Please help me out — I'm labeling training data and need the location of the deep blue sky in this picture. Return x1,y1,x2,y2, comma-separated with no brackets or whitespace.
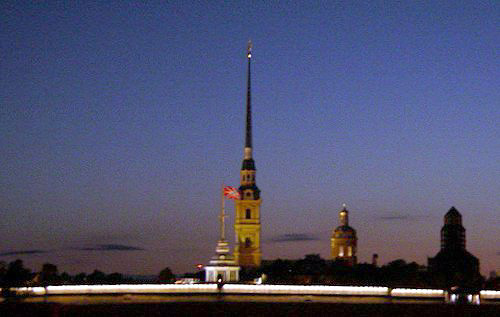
1,1,498,276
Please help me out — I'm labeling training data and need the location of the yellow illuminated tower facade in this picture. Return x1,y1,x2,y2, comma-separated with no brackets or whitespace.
234,41,261,267
331,204,357,265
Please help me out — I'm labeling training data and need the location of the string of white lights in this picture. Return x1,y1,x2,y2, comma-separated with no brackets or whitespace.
7,285,500,300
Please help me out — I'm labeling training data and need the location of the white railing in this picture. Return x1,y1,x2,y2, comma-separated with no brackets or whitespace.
13,284,388,296
7,284,500,301
222,284,388,296
14,284,219,296
391,288,444,298
480,290,500,300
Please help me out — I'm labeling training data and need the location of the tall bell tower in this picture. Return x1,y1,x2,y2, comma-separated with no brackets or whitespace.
234,41,261,267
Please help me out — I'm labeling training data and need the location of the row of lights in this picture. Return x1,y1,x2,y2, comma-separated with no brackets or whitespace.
14,284,219,296
223,284,389,295
391,288,444,297
12,284,498,299
479,290,500,299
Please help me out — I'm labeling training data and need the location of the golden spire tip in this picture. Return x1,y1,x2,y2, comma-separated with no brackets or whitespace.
247,40,252,58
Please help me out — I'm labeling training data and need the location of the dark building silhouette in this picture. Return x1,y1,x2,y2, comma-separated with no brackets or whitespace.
428,207,481,288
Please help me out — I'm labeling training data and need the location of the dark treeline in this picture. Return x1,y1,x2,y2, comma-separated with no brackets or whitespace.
1,257,498,292
242,254,498,290
0,259,176,295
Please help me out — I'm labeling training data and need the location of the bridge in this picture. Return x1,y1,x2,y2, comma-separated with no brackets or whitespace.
4,284,500,305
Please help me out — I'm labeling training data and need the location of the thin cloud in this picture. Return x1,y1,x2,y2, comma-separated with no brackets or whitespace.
378,215,410,221
76,244,144,251
376,213,431,221
269,233,319,243
0,250,46,256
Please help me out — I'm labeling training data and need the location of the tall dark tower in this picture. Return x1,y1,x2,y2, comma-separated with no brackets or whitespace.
428,207,481,288
234,41,262,267
441,206,466,250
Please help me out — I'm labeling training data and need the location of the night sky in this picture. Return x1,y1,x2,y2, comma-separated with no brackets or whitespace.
1,2,498,277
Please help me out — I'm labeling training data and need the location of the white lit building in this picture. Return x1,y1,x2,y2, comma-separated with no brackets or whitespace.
204,239,240,282
204,189,240,282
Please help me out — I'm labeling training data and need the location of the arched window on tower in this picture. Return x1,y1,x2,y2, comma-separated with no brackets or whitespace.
245,238,251,248
347,246,352,256
246,209,251,219
339,246,344,257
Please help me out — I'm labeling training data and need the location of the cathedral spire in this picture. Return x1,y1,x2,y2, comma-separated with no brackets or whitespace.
244,40,253,160
235,41,261,267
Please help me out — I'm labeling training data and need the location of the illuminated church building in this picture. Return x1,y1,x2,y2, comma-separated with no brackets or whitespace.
234,41,262,267
331,204,358,265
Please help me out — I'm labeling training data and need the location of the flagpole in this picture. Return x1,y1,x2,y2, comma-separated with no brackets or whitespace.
220,184,225,240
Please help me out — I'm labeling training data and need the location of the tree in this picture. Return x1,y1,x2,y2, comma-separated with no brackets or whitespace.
297,254,326,275
87,270,106,284
261,259,294,283
158,267,175,283
0,261,6,288
60,272,71,284
0,261,6,279
4,259,32,287
74,272,87,284
1,259,32,298
107,272,123,284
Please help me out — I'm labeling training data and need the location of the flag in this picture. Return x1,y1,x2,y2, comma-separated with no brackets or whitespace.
223,186,240,200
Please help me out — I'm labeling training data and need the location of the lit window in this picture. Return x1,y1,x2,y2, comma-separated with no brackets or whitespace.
339,246,344,257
